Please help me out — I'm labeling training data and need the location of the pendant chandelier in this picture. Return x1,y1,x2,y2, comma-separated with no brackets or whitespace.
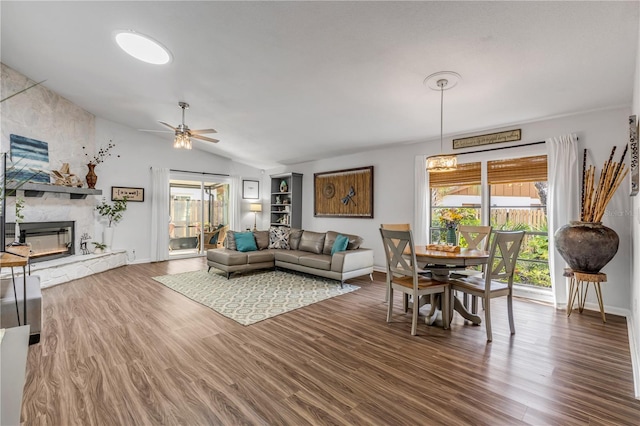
425,71,460,173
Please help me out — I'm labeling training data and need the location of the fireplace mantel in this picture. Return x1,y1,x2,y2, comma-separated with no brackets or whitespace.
6,182,102,199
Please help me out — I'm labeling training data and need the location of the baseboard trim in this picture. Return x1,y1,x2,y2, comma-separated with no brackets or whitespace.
628,316,640,399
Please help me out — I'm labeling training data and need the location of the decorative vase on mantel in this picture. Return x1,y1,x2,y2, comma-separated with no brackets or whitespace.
554,221,619,274
86,163,97,189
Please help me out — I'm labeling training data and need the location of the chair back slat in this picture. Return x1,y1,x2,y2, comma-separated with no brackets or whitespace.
379,228,418,285
486,231,525,290
458,225,492,250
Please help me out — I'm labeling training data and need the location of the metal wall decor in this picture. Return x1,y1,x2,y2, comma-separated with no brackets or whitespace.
630,115,639,196
314,166,373,218
453,129,521,150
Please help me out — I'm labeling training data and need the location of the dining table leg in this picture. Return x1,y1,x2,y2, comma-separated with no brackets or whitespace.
453,296,482,324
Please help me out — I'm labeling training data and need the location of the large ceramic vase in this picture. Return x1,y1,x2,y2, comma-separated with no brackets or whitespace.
86,163,97,189
554,221,619,274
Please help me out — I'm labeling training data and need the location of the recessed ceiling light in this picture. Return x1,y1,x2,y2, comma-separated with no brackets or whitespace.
114,30,172,65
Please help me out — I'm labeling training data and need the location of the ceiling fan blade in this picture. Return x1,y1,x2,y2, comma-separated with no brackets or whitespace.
158,121,177,131
190,128,217,135
138,129,173,133
191,134,219,143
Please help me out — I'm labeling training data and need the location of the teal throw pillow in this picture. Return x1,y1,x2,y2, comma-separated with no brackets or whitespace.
235,232,258,252
331,234,349,255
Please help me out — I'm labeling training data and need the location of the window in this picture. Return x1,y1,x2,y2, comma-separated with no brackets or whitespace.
429,162,482,245
429,155,550,289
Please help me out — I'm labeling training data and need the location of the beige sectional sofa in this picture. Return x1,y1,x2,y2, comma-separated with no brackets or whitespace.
206,228,374,287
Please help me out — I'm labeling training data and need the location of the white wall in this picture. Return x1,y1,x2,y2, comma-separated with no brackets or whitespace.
94,118,262,263
276,107,633,314
2,63,263,265
629,12,640,398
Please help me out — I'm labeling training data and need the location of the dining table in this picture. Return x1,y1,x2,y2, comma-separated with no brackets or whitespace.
412,246,490,325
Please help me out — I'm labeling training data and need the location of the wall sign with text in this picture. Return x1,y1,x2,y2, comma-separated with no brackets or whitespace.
111,186,144,202
453,129,521,150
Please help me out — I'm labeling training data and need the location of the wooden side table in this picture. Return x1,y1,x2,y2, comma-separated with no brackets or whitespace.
565,268,607,323
0,246,31,326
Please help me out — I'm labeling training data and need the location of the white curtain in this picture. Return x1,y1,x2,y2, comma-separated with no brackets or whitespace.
414,155,429,245
546,134,580,307
150,167,170,262
228,175,241,231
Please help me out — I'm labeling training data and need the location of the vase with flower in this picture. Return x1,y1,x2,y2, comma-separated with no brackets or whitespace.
440,208,463,245
83,140,119,189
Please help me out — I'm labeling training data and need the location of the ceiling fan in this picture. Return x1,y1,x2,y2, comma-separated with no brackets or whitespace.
140,101,218,149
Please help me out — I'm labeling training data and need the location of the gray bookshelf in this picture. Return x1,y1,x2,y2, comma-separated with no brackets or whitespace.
270,173,302,228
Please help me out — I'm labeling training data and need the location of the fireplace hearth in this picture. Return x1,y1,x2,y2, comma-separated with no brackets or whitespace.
5,221,75,263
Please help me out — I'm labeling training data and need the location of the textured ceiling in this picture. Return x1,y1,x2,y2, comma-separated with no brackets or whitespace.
1,1,638,169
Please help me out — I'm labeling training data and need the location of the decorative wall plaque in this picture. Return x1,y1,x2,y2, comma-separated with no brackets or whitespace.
630,115,639,196
453,129,521,150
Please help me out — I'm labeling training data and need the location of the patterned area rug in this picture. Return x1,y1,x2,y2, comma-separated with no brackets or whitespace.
152,269,359,325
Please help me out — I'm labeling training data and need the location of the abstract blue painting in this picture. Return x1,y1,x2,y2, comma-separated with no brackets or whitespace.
9,134,50,184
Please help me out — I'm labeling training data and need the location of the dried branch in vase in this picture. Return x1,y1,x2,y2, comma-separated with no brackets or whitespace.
581,146,629,222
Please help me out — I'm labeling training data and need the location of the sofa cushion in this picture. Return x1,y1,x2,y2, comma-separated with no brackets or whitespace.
288,228,304,250
274,250,308,264
253,230,269,250
207,248,248,266
247,250,276,263
268,226,290,249
298,254,332,271
331,234,350,255
235,232,258,252
323,231,363,254
225,231,237,250
299,231,326,254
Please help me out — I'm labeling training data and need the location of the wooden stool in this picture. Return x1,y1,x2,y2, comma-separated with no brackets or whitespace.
565,268,607,323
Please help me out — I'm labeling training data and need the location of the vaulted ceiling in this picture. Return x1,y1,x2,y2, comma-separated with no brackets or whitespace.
1,1,638,169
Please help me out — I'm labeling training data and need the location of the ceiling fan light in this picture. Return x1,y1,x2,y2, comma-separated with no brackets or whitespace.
426,155,458,172
173,133,191,150
114,30,172,65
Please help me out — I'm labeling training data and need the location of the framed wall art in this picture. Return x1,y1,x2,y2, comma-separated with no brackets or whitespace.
314,166,373,218
111,186,144,202
242,180,259,199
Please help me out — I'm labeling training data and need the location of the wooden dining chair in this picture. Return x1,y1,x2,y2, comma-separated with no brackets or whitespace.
449,230,525,342
380,224,431,303
379,228,449,335
453,225,492,311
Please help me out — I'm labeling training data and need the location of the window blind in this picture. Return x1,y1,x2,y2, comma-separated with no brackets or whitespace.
487,155,547,184
429,162,481,187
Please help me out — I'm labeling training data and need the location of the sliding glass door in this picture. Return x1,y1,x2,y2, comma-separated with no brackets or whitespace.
169,175,229,258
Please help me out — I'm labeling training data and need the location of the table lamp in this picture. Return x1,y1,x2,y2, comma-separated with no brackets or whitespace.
250,203,262,231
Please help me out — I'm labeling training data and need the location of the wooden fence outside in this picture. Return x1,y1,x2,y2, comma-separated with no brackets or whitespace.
490,208,547,230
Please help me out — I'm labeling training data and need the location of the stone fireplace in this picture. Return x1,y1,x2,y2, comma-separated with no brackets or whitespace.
5,221,75,263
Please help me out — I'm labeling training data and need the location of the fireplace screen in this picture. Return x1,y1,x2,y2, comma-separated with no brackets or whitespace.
6,221,75,262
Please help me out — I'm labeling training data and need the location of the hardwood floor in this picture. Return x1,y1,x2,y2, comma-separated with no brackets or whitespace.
20,257,640,425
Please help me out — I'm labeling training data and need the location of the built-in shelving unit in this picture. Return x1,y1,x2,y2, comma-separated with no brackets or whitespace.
270,173,302,228
6,183,102,199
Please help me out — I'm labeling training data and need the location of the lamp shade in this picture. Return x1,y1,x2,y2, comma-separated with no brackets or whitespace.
250,203,262,212
426,155,457,173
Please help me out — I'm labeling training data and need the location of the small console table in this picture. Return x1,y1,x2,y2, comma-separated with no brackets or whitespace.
0,246,31,326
